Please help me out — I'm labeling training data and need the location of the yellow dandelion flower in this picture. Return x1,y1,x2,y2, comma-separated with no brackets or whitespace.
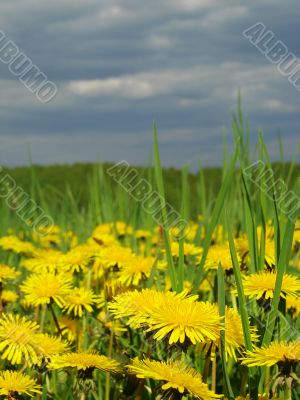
50,351,121,372
92,245,135,279
200,307,258,360
1,290,18,304
286,295,300,318
92,223,113,236
114,220,133,236
243,272,300,300
21,249,63,273
134,229,151,239
205,244,235,272
59,249,92,274
92,233,118,247
93,221,133,237
235,235,276,269
110,289,220,344
63,287,99,317
118,256,156,286
109,288,198,329
33,333,69,359
169,241,202,257
146,298,221,344
95,245,134,269
222,308,258,358
128,358,221,399
0,313,39,365
0,264,20,282
241,341,300,367
21,272,72,307
0,236,36,255
0,370,41,397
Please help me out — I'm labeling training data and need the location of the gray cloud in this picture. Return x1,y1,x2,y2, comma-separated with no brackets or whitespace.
0,0,299,168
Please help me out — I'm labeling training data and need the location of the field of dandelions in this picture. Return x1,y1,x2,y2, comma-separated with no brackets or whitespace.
0,107,299,400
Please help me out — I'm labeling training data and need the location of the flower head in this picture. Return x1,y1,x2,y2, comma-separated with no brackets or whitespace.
110,289,221,344
169,242,202,257
21,249,63,273
205,244,235,272
241,341,300,368
21,272,72,307
0,236,36,255
59,249,92,274
1,290,18,304
201,307,258,360
118,255,156,286
63,287,100,317
33,333,69,359
109,288,198,329
128,358,221,399
0,370,41,397
50,351,121,373
146,298,221,344
0,264,20,282
243,272,300,300
0,313,39,365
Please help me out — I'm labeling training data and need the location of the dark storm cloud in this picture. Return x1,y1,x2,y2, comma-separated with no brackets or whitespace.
0,0,299,167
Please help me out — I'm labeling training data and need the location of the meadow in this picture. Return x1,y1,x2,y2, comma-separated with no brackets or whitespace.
0,104,299,400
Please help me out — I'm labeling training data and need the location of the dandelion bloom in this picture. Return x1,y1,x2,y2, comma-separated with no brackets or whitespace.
146,299,221,344
0,264,20,282
201,307,258,360
222,308,258,359
0,236,36,255
21,249,63,273
58,249,92,274
92,245,134,278
169,241,202,257
205,244,235,271
0,314,39,365
109,288,198,329
33,333,69,360
110,289,220,344
0,370,41,397
243,271,300,300
50,351,121,373
241,341,300,367
128,358,221,399
118,255,156,286
63,287,100,317
21,272,72,307
286,295,300,318
1,290,18,304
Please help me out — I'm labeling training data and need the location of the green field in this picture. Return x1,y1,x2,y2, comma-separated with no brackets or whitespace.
0,105,299,400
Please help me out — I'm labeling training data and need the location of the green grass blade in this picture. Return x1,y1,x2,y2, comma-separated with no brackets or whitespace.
153,124,177,291
193,146,238,291
217,265,235,399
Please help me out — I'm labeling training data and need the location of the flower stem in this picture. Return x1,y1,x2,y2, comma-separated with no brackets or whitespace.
105,329,114,400
284,387,292,400
48,302,62,335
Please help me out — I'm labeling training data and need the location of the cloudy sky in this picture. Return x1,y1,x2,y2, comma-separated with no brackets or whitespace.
0,0,299,168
